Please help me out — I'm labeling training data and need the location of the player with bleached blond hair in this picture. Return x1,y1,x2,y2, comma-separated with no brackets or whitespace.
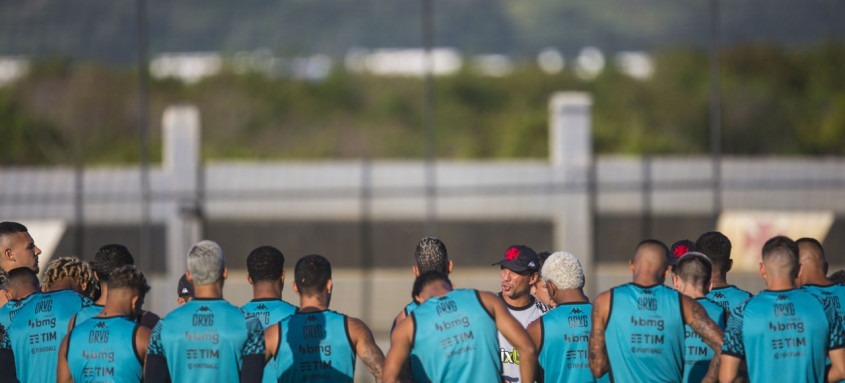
527,251,608,382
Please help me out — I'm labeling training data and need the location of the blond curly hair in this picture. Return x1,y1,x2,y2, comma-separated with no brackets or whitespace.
41,256,98,298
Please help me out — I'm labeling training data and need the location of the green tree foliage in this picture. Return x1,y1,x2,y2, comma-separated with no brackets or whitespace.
2,43,845,165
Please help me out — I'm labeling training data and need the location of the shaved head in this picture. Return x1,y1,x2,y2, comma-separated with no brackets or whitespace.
762,236,799,281
631,239,671,283
797,238,825,267
796,237,828,284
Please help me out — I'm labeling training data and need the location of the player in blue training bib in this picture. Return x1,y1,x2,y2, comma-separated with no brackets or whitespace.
696,231,753,316
390,236,452,332
144,240,266,383
58,265,152,383
590,240,724,382
0,267,41,330
721,236,845,382
264,254,385,383
384,270,537,383
240,246,298,383
1,286,92,382
671,251,727,383
528,251,608,383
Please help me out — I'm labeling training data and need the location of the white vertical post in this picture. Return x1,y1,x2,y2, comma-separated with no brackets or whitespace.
549,92,595,295
161,105,202,313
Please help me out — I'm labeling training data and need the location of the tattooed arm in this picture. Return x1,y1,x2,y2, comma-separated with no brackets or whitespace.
349,316,386,382
588,290,611,378
681,295,724,383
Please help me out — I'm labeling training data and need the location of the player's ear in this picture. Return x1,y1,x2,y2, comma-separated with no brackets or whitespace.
412,265,420,277
725,259,733,273
292,280,300,294
186,271,193,283
247,275,254,285
222,267,228,281
758,262,766,280
546,280,558,297
326,278,333,295
447,260,453,274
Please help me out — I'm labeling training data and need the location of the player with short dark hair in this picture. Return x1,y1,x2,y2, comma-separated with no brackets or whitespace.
696,232,752,314
720,236,845,382
0,267,40,330
0,266,93,382
58,265,152,383
589,239,724,382
144,240,266,383
264,254,385,383
793,237,845,378
240,245,297,383
671,252,726,383
384,271,537,383
0,221,42,307
84,244,160,329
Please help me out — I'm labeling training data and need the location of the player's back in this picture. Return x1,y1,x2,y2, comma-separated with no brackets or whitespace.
4,289,92,383
147,298,265,382
723,288,838,382
0,293,37,329
74,303,104,327
539,302,605,383
682,298,726,383
241,298,297,383
605,283,685,382
411,289,500,383
802,283,845,322
273,309,357,383
706,285,752,315
67,315,142,383
241,298,297,329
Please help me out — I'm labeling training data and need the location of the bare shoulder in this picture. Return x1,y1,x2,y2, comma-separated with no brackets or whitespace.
392,310,407,328
593,290,611,312
347,316,375,337
137,325,151,341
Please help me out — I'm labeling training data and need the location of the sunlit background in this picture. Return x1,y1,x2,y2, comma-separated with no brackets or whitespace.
2,2,845,379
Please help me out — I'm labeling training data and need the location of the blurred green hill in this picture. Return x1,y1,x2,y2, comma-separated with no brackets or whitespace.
2,42,844,165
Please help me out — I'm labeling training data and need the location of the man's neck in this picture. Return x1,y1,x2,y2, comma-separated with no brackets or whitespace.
99,301,134,317
554,289,589,305
632,275,664,287
298,294,329,312
678,285,706,299
800,273,833,287
502,293,532,308
49,279,80,293
252,282,283,300
193,283,224,299
710,272,729,288
95,284,109,305
766,279,796,291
